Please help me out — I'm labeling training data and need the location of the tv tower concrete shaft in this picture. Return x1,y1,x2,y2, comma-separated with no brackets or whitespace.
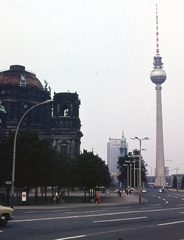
155,84,165,186
150,5,167,186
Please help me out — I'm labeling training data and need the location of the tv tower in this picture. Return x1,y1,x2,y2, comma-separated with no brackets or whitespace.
150,5,167,187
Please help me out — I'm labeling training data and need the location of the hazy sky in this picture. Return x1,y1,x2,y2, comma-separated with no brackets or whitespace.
1,0,184,176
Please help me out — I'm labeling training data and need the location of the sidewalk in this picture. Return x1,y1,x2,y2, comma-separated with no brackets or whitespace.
14,192,147,210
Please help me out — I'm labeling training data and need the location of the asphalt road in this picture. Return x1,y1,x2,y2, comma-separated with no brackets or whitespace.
1,189,184,240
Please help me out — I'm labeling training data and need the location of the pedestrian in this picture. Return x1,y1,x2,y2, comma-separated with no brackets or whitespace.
53,191,59,203
53,193,56,203
118,189,121,197
95,192,100,204
61,191,66,203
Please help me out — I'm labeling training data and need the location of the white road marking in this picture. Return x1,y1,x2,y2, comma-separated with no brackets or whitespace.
93,216,147,223
158,220,184,226
24,211,38,214
174,196,178,198
24,209,70,214
54,235,86,239
12,206,184,223
66,210,107,214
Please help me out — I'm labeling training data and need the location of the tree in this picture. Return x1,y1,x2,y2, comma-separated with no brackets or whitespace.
172,175,177,188
76,150,111,202
181,176,184,189
0,128,58,202
53,153,77,193
117,152,147,188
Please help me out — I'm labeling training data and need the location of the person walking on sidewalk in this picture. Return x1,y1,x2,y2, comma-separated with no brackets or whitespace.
118,189,121,197
61,191,66,203
95,192,100,204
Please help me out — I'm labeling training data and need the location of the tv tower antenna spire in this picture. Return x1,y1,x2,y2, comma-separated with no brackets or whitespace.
156,4,160,56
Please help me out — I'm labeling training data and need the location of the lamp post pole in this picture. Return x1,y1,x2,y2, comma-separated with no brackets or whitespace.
11,99,54,208
133,161,135,188
132,149,139,188
123,164,129,187
126,160,132,188
131,152,137,188
131,137,149,203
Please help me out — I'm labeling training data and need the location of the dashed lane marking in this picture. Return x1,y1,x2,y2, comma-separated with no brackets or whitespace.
93,216,147,223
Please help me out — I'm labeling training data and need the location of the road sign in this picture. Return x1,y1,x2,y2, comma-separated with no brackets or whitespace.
22,192,26,201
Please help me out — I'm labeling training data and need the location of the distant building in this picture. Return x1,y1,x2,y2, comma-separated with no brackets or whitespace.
107,131,128,177
0,65,83,157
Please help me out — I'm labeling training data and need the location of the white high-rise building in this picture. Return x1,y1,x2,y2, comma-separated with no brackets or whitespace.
107,131,128,177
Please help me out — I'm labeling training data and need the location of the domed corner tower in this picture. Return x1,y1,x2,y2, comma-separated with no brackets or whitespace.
51,92,83,157
0,65,52,139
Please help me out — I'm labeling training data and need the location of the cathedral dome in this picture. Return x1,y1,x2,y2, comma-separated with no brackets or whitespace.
0,65,43,90
150,68,166,85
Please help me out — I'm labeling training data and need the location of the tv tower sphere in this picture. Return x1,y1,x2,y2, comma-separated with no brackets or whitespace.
150,57,167,85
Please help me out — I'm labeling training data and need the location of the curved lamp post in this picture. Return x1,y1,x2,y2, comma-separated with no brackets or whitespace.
131,136,149,203
11,99,54,208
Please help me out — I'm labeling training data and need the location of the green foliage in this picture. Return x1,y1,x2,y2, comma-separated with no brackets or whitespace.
117,152,147,187
0,130,111,193
0,128,57,188
76,150,111,189
181,176,184,189
53,153,77,189
172,175,177,188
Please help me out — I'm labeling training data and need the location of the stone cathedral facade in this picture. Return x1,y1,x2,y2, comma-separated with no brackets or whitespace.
0,65,83,157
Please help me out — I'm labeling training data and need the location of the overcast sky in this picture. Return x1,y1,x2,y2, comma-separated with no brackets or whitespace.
0,0,184,176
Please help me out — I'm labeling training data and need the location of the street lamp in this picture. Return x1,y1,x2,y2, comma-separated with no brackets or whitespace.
126,160,132,188
131,149,139,188
123,164,129,187
11,99,54,208
131,136,149,203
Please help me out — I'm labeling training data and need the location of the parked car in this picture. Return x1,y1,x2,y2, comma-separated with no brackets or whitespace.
158,188,167,193
0,205,14,227
141,188,147,193
113,189,119,193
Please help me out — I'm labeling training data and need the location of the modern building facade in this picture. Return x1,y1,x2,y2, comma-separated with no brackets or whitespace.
150,6,167,187
0,65,83,157
107,131,128,177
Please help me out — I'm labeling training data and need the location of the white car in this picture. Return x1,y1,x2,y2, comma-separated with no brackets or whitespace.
0,205,14,227
141,188,147,193
158,188,167,193
113,189,119,193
